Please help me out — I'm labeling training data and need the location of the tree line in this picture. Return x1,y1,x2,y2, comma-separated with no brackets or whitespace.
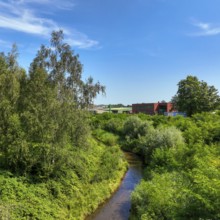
1,28,220,219
91,110,220,219
0,31,128,219
0,30,105,179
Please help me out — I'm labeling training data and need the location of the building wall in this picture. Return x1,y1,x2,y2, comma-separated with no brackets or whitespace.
132,102,173,115
132,103,155,115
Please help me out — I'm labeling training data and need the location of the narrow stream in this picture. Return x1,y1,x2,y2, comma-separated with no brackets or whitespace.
86,152,143,220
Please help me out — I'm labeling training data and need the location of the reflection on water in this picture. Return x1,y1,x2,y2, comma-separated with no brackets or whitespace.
86,152,142,220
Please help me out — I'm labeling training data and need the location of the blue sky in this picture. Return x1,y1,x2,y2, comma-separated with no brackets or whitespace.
1,0,220,105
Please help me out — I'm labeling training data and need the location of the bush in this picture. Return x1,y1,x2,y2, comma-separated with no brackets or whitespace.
92,129,118,146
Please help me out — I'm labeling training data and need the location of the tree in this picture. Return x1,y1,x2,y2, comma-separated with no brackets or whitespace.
0,31,104,179
30,30,105,108
172,75,220,116
0,50,28,174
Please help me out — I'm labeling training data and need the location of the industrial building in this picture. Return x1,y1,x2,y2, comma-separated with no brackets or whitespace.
132,102,173,115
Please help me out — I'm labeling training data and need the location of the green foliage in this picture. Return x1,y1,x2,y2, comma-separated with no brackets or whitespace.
103,117,124,134
0,34,127,219
172,75,220,116
121,116,185,165
90,112,128,132
0,32,104,178
123,116,142,140
131,143,220,219
89,110,220,220
129,112,220,220
0,137,126,219
2,39,220,220
123,116,154,151
130,172,184,220
30,30,105,109
91,111,220,220
92,129,119,146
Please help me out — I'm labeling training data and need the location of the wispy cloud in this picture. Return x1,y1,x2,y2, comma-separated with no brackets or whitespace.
8,0,75,11
0,39,13,49
66,31,99,49
189,19,220,36
0,13,58,36
0,0,98,49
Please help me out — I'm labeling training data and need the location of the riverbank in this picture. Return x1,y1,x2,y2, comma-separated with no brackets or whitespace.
0,138,127,220
86,152,143,220
90,112,220,220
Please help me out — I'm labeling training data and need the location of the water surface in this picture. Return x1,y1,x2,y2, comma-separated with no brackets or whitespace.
86,152,142,220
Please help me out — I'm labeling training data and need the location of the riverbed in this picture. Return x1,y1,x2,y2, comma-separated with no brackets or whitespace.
86,152,143,220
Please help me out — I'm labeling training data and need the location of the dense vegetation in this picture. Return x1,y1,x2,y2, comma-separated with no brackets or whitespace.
172,75,220,116
91,111,220,220
0,32,127,219
1,31,220,220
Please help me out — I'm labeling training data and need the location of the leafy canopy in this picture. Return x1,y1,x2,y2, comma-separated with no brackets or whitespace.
30,30,105,108
172,75,220,116
0,30,105,179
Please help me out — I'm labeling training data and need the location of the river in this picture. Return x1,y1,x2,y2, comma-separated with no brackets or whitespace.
86,152,143,220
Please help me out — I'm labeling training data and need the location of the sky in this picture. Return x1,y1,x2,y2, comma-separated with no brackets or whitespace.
1,0,220,105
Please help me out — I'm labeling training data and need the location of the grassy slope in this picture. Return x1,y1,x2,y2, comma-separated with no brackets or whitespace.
0,136,127,220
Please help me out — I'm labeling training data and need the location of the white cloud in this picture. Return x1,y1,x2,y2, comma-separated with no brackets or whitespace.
0,14,58,36
66,31,99,49
190,19,220,36
8,0,75,10
0,39,12,49
0,1,61,36
0,0,98,49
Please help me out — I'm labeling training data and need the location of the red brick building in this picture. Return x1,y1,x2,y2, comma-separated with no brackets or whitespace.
132,102,173,115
